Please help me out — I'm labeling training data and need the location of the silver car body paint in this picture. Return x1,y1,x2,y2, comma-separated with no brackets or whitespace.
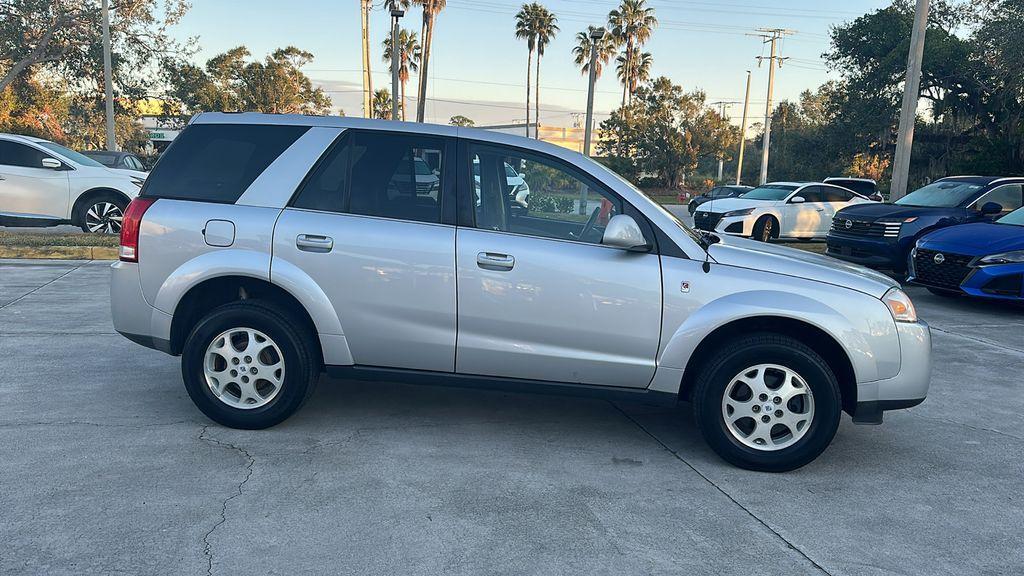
110,112,930,415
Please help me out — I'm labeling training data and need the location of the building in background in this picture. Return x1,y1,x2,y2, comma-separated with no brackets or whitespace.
478,123,590,153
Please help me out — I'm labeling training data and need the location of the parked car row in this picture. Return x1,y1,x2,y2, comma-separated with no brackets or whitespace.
110,113,932,473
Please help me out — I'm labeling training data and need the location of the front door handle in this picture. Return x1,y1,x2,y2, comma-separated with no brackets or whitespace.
477,251,515,271
296,234,333,253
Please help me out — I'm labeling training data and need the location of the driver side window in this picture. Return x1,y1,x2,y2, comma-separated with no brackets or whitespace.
470,144,621,245
977,184,1023,214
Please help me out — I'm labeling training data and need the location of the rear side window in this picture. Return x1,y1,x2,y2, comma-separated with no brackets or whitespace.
142,124,308,203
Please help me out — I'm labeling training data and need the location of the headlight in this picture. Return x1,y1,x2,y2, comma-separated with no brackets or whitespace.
977,250,1024,266
882,287,917,323
878,217,918,223
722,208,755,218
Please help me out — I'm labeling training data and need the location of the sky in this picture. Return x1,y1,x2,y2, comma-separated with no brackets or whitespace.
168,0,891,128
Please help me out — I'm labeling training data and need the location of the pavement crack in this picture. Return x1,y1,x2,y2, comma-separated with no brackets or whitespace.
608,402,833,576
910,412,1024,442
0,263,87,311
0,419,194,429
198,425,256,576
929,325,1024,355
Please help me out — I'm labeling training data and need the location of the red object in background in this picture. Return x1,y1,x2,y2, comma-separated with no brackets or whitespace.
598,198,613,225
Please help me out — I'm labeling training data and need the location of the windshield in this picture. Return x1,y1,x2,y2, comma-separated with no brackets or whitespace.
895,181,983,207
996,206,1024,226
741,184,798,201
36,142,105,168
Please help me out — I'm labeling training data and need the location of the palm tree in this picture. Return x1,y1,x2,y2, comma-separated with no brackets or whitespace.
532,5,558,140
608,0,657,106
514,4,539,138
372,88,393,119
616,51,652,96
413,0,446,122
572,26,617,80
382,28,421,120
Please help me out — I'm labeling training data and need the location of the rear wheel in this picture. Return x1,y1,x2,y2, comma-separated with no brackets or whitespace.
76,193,127,234
751,215,777,242
692,333,841,472
181,300,319,429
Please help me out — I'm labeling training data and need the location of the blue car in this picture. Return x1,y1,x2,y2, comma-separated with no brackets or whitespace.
827,176,1024,274
909,206,1024,300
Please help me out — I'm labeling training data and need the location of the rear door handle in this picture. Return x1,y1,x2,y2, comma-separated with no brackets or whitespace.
477,252,515,271
296,234,333,253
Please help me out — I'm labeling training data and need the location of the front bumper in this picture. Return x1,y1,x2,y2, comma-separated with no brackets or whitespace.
693,212,752,237
826,233,904,270
852,320,931,424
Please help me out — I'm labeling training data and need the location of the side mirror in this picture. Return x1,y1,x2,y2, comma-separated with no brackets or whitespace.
790,196,806,204
41,158,63,170
602,214,649,251
980,201,1003,215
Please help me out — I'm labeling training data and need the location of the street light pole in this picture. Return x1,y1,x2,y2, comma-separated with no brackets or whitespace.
390,9,404,121
736,70,752,185
101,0,116,151
583,27,604,157
889,0,930,200
752,28,793,185
360,0,373,118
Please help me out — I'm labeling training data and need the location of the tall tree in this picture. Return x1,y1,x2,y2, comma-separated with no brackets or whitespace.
413,0,446,122
162,46,332,116
608,0,657,106
572,26,617,79
532,5,558,139
617,50,651,96
514,4,539,137
372,88,393,119
382,28,421,121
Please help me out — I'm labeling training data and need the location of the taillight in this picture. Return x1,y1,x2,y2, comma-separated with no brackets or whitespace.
119,197,157,262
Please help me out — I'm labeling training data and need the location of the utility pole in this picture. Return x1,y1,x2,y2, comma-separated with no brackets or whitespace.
390,9,404,121
583,27,605,157
709,100,737,182
890,0,930,200
360,0,373,118
751,28,793,184
101,0,116,151
736,70,752,185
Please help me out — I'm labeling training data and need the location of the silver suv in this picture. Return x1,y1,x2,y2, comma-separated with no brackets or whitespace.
111,113,931,471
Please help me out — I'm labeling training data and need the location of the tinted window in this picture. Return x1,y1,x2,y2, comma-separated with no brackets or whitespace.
83,152,120,167
471,143,621,245
292,131,445,224
977,184,1023,213
142,124,308,203
896,180,984,207
821,185,854,202
796,186,825,203
0,141,49,168
827,179,874,196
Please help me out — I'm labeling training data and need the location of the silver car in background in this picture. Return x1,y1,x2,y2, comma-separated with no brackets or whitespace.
110,113,931,472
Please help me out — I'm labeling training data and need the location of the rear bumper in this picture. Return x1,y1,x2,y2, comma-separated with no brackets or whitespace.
110,261,173,354
826,234,904,270
852,320,931,424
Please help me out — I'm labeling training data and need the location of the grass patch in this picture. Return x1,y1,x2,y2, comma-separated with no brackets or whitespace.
0,231,118,247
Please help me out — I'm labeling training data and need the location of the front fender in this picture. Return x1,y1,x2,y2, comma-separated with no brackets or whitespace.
658,289,887,384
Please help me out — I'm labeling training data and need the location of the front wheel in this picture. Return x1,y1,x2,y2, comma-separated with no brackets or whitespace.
181,300,319,429
692,333,841,472
751,215,777,242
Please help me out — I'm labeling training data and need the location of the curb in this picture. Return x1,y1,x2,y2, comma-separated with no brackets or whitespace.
0,246,118,260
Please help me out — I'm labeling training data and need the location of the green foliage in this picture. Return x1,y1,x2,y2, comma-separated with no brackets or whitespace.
598,77,737,188
161,47,332,116
449,115,474,126
529,193,574,214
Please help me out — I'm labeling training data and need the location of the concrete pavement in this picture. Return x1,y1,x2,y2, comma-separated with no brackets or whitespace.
0,259,1021,575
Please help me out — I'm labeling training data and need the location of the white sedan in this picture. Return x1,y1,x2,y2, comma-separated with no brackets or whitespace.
692,181,874,241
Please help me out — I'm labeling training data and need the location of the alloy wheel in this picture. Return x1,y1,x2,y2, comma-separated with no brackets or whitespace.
721,363,815,451
85,201,124,234
203,327,286,410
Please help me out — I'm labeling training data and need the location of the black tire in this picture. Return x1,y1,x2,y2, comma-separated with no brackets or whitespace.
181,300,319,429
926,286,960,298
751,215,778,242
76,192,128,234
692,333,842,472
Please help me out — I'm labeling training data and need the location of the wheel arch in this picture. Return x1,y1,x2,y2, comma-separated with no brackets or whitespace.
676,315,858,414
70,187,131,226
